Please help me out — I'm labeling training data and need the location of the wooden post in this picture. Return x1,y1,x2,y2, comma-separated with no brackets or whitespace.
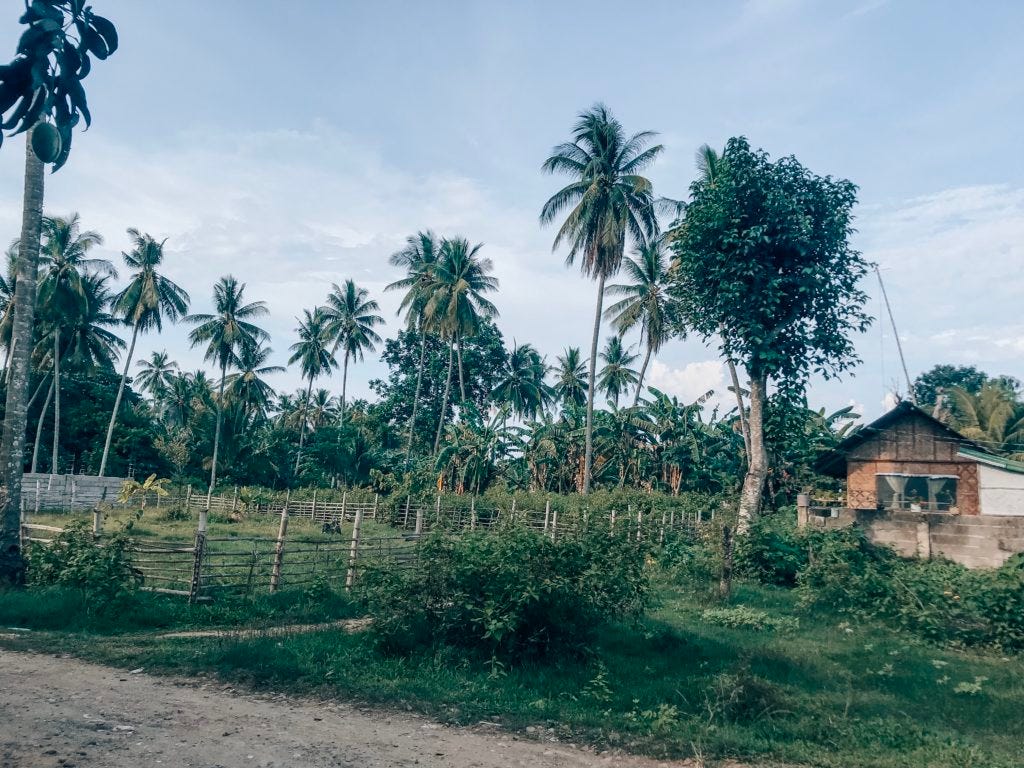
231,486,239,514
435,494,441,526
796,493,810,528
185,485,192,516
372,493,379,520
345,504,364,591
719,524,734,601
543,499,551,532
470,496,477,531
403,495,411,528
34,480,40,515
550,509,558,542
610,508,616,536
269,491,290,593
92,507,102,537
669,508,675,529
310,489,317,520
188,507,208,604
636,506,642,542
341,490,348,522
70,479,76,512
510,497,517,524
415,504,423,535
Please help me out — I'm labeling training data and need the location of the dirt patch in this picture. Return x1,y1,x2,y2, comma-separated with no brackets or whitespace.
0,649,730,768
154,616,371,640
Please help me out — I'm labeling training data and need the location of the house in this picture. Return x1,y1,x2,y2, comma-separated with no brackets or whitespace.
815,400,1024,516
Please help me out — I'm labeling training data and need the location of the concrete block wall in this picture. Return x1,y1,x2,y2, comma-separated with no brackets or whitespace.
802,504,1024,568
20,473,127,512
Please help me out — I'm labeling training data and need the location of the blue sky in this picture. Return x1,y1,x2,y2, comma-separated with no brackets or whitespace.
2,0,1023,419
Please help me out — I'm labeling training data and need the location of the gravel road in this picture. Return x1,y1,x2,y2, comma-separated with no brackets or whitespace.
0,649,704,768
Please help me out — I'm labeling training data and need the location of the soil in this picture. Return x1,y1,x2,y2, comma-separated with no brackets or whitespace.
0,649,718,768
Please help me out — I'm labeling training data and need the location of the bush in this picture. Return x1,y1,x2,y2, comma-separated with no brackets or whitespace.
26,522,141,608
734,512,809,587
701,605,799,632
362,527,650,660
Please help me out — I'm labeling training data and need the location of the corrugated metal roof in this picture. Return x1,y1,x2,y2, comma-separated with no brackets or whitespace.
958,446,1024,475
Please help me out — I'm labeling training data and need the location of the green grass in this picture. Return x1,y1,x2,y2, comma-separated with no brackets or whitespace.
2,576,1020,768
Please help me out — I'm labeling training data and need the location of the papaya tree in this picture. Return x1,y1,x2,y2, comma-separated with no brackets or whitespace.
669,137,871,531
0,0,117,584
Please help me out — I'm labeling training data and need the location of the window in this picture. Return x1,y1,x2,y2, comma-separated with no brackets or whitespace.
876,474,958,511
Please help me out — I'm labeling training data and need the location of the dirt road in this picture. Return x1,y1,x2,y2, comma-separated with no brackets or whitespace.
0,649,700,768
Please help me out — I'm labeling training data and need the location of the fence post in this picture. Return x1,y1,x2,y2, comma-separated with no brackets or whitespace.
185,485,192,516
719,524,734,600
341,490,348,522
372,493,379,520
796,493,810,528
435,494,441,526
403,495,411,528
510,497,517,525
70,480,76,512
660,509,667,545
543,499,551,532
415,504,423,535
188,507,208,604
636,506,642,542
92,506,102,537
550,508,558,542
231,486,239,514
269,491,291,593
345,504,364,591
470,496,477,530
610,508,616,536
34,480,40,516
310,489,317,521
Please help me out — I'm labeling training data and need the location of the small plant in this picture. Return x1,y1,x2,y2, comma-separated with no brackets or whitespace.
118,474,170,514
953,676,988,695
582,660,614,705
701,605,799,633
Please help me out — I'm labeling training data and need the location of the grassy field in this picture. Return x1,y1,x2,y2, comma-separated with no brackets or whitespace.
2,573,1021,768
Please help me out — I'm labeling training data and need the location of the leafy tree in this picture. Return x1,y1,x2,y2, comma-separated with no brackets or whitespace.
669,137,870,530
598,335,638,408
492,341,550,420
186,276,269,491
386,231,441,468
0,1,118,584
540,103,662,493
323,279,383,418
288,307,337,475
605,238,674,405
135,350,177,400
99,229,189,476
552,346,587,410
912,364,989,419
36,213,111,473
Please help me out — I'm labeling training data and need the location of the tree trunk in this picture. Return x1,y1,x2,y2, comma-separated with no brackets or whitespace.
31,374,54,474
634,341,652,407
50,328,61,475
209,361,227,493
456,333,466,403
0,132,45,584
340,350,349,420
582,274,606,494
294,376,315,475
98,318,140,477
736,373,768,534
404,327,427,470
727,358,751,462
433,342,454,454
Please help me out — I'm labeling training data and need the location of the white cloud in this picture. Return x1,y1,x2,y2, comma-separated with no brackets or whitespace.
646,359,729,411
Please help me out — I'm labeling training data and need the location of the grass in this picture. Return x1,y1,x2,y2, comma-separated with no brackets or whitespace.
2,575,1021,768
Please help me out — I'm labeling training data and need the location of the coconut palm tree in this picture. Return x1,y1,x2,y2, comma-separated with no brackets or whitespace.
427,237,500,404
386,231,441,467
598,335,639,408
288,308,338,475
186,276,270,492
36,214,112,474
492,342,550,420
952,383,1024,459
99,230,190,476
605,238,674,405
135,350,178,400
540,104,662,493
553,347,588,411
226,342,283,421
60,272,125,374
307,388,339,430
0,242,19,378
323,279,384,419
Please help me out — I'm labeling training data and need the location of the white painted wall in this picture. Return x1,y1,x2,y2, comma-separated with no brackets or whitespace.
978,464,1024,516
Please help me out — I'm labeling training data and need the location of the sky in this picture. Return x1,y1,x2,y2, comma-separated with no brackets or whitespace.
1,0,1022,421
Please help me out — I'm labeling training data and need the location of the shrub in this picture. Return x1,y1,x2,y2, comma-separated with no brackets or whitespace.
734,512,809,587
362,527,650,660
26,522,141,607
701,605,799,633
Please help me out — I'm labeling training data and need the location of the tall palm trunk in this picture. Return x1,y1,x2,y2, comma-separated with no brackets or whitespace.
294,376,315,475
209,361,227,493
1,132,45,584
634,340,652,407
50,328,61,475
340,350,349,420
98,318,140,477
582,274,606,494
456,332,466,403
727,359,751,462
736,373,768,534
433,342,455,454
31,375,54,474
404,327,427,470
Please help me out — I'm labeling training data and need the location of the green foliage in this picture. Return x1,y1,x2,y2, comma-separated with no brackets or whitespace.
25,522,139,606
701,605,799,633
363,527,649,660
734,512,811,587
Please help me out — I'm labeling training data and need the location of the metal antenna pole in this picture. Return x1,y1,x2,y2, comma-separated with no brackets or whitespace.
875,265,915,404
